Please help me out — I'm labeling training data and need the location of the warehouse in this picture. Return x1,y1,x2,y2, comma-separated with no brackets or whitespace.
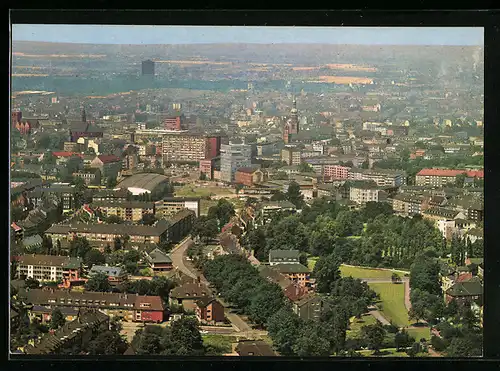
115,173,170,196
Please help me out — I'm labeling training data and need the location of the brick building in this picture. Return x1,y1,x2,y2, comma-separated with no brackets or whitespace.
16,254,82,283
234,167,265,187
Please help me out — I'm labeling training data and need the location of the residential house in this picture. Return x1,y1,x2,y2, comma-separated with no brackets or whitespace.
169,282,210,312
23,310,110,355
92,200,155,222
349,181,387,206
144,247,173,272
445,277,483,306
422,207,467,225
271,264,311,288
73,168,102,186
255,200,297,226
465,228,483,244
234,167,265,187
90,155,122,183
92,188,129,202
194,297,225,325
22,234,43,251
155,197,200,218
269,249,300,266
16,254,82,282
258,265,308,302
392,194,424,216
19,289,165,323
89,265,128,285
292,293,324,321
415,168,484,187
29,305,80,324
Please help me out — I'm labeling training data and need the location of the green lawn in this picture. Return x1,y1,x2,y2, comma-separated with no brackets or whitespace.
368,283,410,327
407,327,431,341
340,265,407,279
202,335,233,354
175,184,234,198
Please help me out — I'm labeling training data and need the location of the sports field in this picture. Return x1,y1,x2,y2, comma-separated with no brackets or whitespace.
340,265,408,279
368,283,410,327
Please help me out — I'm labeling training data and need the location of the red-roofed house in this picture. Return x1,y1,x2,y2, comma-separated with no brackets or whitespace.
234,168,265,187
90,155,122,183
134,295,165,322
416,168,484,187
52,152,84,166
11,222,24,242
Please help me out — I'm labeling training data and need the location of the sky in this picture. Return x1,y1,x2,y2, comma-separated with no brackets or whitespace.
12,25,483,46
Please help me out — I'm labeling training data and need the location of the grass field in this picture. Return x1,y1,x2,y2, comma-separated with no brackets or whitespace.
202,335,233,354
407,327,431,341
340,265,408,279
368,283,410,327
174,184,234,198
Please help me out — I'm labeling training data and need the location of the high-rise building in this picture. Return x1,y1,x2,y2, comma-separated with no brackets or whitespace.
220,142,252,183
142,60,155,76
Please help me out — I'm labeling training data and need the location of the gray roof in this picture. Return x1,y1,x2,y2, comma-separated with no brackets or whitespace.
145,248,172,264
272,263,310,274
269,249,300,260
116,173,169,192
45,220,170,237
89,265,125,277
22,234,43,248
92,200,155,209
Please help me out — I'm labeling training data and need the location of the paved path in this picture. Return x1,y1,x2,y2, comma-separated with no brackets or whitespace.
170,237,197,279
404,280,412,311
368,309,391,326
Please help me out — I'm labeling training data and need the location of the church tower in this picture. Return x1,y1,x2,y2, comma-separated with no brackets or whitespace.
81,107,87,123
289,96,299,134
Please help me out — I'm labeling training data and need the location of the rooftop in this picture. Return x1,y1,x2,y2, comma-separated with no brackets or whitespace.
17,254,82,269
116,173,170,192
272,263,310,274
269,249,300,260
417,168,484,178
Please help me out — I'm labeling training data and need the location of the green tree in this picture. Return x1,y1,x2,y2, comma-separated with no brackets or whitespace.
391,272,401,284
141,213,157,226
207,199,235,227
25,277,40,289
83,249,106,268
292,321,332,356
360,321,386,354
286,181,304,209
199,172,207,181
298,162,314,173
87,330,128,355
50,308,66,330
267,307,301,355
170,317,205,355
270,190,287,201
106,176,117,189
106,215,124,224
312,253,342,293
114,236,122,251
69,237,92,258
395,329,415,351
85,272,111,292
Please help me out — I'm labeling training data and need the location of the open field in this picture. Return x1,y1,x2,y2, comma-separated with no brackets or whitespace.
202,334,233,354
200,199,218,215
325,63,378,72
340,265,408,279
369,283,410,327
314,76,374,84
174,184,234,198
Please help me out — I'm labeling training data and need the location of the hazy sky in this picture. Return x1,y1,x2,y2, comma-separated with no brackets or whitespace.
12,25,483,46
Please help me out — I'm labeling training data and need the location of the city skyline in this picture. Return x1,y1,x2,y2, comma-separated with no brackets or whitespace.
12,25,484,46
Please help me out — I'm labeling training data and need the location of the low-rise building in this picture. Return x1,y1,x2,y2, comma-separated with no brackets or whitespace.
89,265,128,285
269,249,300,266
194,297,225,325
155,197,200,218
349,182,387,206
415,169,484,187
16,254,82,282
73,169,102,186
234,167,265,187
92,200,155,222
90,155,122,183
169,282,210,312
281,147,302,166
19,289,165,323
271,263,311,288
349,168,406,187
255,200,297,226
292,293,324,321
144,247,173,272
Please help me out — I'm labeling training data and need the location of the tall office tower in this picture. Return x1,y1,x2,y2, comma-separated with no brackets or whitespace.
220,142,252,183
142,60,155,76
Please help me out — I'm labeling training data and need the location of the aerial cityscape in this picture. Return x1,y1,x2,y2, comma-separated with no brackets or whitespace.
9,25,483,358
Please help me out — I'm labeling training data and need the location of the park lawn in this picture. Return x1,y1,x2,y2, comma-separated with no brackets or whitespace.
202,334,233,354
175,184,234,198
358,348,409,357
340,265,399,279
368,283,410,327
407,327,431,341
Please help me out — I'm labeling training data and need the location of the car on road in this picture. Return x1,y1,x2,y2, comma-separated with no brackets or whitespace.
200,330,209,334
